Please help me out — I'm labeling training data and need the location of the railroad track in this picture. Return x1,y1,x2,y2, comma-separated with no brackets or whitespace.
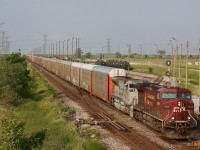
28,60,194,150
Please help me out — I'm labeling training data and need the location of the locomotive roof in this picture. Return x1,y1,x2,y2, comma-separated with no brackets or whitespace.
93,66,126,77
145,85,191,92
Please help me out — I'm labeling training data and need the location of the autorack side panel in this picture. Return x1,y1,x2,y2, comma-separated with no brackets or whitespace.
92,70,109,101
58,60,65,79
42,58,51,71
55,60,60,76
63,61,72,82
51,59,56,74
71,62,84,87
92,66,127,102
80,64,97,93
92,66,114,102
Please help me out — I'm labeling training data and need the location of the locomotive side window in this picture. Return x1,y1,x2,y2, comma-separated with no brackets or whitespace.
178,92,191,99
162,92,176,99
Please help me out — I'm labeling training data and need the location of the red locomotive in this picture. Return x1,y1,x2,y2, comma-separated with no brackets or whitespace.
27,55,197,139
132,83,197,139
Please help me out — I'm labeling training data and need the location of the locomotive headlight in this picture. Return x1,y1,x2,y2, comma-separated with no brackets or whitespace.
172,117,175,120
178,101,181,107
188,116,191,120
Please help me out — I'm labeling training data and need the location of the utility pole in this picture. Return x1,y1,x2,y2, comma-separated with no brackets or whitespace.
75,37,78,59
199,48,200,112
44,35,47,56
67,39,69,58
175,42,178,78
198,48,200,112
178,43,182,86
48,45,51,58
185,41,189,89
56,42,58,58
51,43,54,57
140,44,143,64
102,45,104,59
155,43,158,57
128,44,131,63
78,38,80,59
168,41,174,76
172,37,178,78
62,40,65,59
72,37,74,58
2,31,5,54
155,43,159,65
59,41,61,59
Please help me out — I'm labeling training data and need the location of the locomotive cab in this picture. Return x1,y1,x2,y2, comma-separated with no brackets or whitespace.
159,87,197,139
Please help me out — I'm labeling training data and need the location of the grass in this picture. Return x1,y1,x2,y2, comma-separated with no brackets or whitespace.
0,67,107,150
13,69,84,149
82,140,106,150
131,62,199,96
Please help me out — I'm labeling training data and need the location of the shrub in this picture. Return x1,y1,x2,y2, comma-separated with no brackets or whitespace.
148,67,153,73
0,118,46,150
82,139,106,150
0,53,37,105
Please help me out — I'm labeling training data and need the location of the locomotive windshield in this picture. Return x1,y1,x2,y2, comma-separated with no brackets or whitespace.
162,92,176,99
178,92,191,99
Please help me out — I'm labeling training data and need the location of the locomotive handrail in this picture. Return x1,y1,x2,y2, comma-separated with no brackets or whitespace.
163,109,174,127
187,110,198,126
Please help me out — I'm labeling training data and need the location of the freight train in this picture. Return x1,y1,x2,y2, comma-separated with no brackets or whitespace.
26,55,197,139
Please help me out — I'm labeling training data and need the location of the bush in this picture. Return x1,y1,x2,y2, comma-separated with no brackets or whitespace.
82,139,106,150
0,118,46,150
148,67,153,73
0,53,36,105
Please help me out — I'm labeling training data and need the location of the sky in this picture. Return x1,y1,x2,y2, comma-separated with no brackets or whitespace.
0,0,200,55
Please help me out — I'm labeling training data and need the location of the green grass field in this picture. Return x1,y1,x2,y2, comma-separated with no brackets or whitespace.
130,57,199,96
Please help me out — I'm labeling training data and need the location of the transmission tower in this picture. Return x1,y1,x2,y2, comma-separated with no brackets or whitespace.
107,39,111,58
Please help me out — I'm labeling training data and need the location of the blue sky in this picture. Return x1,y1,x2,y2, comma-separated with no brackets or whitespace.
1,0,200,55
